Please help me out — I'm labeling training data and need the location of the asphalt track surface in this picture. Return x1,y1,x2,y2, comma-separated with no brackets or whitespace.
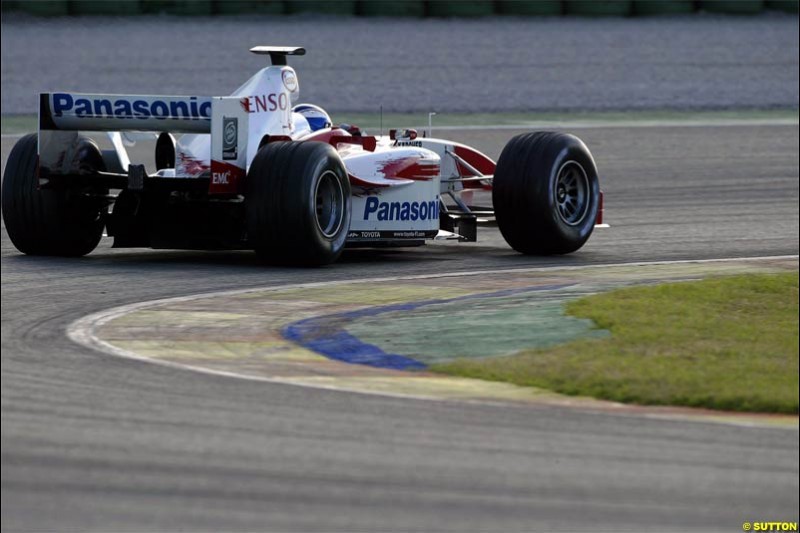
2,123,799,532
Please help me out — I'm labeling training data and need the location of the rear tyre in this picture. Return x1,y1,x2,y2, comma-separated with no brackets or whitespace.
245,141,351,266
2,133,107,257
493,132,600,255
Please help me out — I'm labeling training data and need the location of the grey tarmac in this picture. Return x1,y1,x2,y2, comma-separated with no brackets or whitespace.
1,123,798,531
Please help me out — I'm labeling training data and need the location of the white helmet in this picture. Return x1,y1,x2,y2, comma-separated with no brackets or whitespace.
293,103,332,132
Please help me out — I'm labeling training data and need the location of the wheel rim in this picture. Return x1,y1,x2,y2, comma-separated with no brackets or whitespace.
314,170,345,238
554,161,590,226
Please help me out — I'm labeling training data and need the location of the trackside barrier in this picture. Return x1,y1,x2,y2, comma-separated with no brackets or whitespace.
496,1,562,16
358,0,425,17
426,1,495,17
215,0,284,15
71,0,142,15
700,0,765,13
141,0,213,15
632,1,694,15
766,0,799,12
16,0,69,16
285,1,356,15
7,0,798,17
565,0,632,16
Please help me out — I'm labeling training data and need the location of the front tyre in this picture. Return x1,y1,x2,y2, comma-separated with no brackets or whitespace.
245,141,351,266
2,133,107,257
492,132,600,255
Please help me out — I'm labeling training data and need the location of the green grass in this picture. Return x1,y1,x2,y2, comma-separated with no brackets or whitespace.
2,108,798,134
1,115,37,134
432,273,799,413
336,108,799,129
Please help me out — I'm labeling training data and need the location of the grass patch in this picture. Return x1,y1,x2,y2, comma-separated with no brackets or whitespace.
1,115,37,134
432,273,799,413
2,109,797,134
335,108,799,129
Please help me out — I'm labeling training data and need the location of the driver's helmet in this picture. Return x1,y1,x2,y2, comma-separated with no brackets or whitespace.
293,104,332,132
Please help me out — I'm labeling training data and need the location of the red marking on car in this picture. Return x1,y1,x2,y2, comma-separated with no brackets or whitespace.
377,157,438,181
178,152,210,176
301,128,350,143
240,93,289,114
209,160,246,195
300,128,377,152
330,135,377,152
453,144,495,190
348,173,390,189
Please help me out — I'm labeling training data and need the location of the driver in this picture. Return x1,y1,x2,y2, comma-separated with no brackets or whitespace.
292,103,332,134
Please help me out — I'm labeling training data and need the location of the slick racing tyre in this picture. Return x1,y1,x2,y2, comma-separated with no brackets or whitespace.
2,133,107,257
493,132,600,255
245,141,351,266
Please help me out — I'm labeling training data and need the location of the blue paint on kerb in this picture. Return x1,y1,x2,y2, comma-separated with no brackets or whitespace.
282,283,574,371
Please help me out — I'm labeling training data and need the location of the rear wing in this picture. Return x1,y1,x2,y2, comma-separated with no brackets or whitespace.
40,92,213,133
38,92,249,193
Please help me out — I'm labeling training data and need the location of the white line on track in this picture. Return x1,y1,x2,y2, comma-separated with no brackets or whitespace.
67,255,800,424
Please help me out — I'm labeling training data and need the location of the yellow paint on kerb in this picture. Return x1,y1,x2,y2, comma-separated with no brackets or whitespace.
108,310,253,327
287,375,567,401
112,340,326,361
249,284,475,304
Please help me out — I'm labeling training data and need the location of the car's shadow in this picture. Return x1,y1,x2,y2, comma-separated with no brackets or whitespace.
2,227,594,278
0,243,464,270
1,243,580,271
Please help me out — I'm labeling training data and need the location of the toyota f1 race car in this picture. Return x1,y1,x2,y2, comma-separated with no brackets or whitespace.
2,46,603,266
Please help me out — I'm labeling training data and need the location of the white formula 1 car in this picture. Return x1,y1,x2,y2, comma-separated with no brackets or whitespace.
2,46,604,265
